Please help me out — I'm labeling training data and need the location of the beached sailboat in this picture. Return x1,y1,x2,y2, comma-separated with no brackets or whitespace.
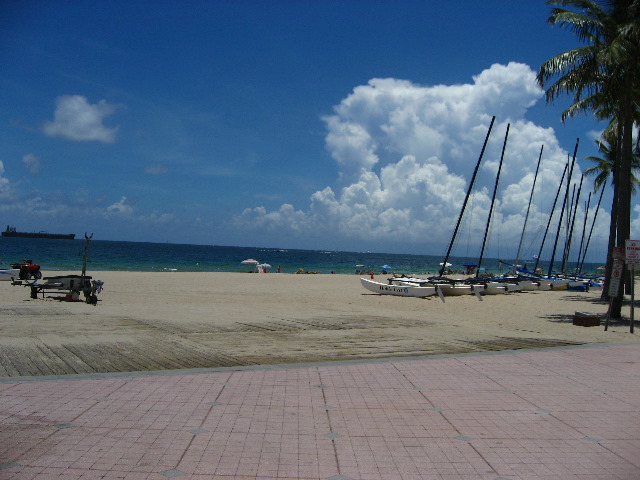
359,118,498,300
464,122,511,296
360,277,438,298
358,118,505,300
500,145,545,292
435,121,512,298
429,118,501,301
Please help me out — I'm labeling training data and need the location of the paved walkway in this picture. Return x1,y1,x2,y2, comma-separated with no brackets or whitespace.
1,343,639,480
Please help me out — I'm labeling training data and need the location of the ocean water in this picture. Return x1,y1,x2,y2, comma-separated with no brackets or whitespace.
0,237,601,276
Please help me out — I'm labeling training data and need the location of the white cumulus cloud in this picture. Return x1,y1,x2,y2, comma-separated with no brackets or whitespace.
237,62,611,257
0,161,13,200
144,164,169,175
106,196,134,215
44,95,119,143
22,154,41,174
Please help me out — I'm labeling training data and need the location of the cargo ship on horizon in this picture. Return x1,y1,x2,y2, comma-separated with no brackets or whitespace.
2,225,75,240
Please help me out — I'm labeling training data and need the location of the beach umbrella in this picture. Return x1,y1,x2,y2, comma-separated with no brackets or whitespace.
241,259,259,272
381,265,391,270
258,263,271,268
439,262,452,267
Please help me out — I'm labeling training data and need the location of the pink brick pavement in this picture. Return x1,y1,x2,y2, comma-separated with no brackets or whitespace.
1,343,639,479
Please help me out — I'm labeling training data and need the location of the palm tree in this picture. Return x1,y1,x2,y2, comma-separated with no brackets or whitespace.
537,0,640,317
583,129,640,299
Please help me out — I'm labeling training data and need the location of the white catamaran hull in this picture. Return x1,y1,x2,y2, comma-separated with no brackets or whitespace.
0,269,19,281
435,284,484,296
479,282,508,295
518,280,540,291
536,281,553,290
360,277,437,298
504,283,523,292
548,279,569,290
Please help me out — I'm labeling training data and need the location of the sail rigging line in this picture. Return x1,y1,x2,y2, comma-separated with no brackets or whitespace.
533,157,569,272
477,123,510,276
439,116,496,277
579,184,606,273
575,191,592,273
514,145,544,272
562,173,584,272
547,139,579,278
524,227,544,263
462,188,477,260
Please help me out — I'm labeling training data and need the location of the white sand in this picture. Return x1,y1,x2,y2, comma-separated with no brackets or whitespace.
0,272,638,374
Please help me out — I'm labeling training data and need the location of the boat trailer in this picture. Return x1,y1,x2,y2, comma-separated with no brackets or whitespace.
12,275,104,305
10,232,104,305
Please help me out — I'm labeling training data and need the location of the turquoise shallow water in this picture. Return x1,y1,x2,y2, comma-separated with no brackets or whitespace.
0,237,601,276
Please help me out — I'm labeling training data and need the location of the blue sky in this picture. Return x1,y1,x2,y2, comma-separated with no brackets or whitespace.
1,1,633,261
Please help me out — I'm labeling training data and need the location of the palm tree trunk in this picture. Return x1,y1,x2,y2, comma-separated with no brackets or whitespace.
610,82,634,318
602,191,618,300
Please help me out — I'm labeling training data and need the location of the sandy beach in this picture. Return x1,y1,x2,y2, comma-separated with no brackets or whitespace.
0,271,638,377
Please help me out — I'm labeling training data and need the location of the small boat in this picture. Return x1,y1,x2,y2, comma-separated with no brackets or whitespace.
360,277,438,298
0,268,20,281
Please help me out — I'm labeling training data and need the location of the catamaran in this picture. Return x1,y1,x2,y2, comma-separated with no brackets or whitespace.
360,277,439,298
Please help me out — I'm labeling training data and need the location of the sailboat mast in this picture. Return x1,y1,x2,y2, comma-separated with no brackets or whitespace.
439,116,495,276
561,184,577,271
547,139,579,278
562,173,584,272
477,123,510,276
575,191,592,273
533,159,569,272
514,145,543,272
579,184,605,273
